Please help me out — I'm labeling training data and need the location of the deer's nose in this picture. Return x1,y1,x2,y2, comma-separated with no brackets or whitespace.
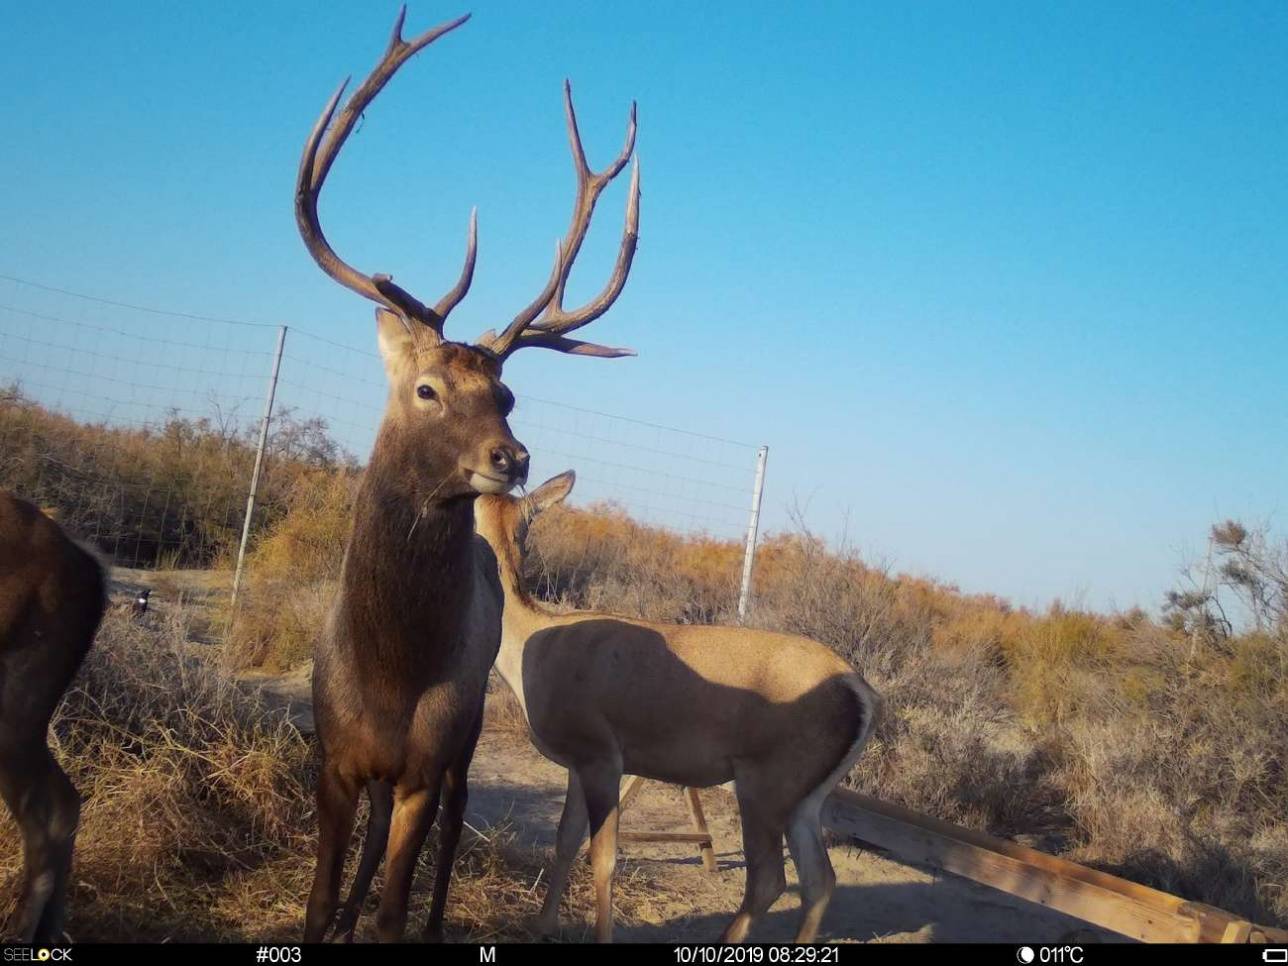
490,444,530,482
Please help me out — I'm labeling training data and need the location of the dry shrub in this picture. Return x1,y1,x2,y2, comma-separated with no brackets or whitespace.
244,471,356,582
750,532,954,678
850,647,1056,835
1003,608,1125,727
228,582,334,671
931,604,1026,659
0,385,351,568
527,502,740,623
225,471,355,669
1053,627,1288,923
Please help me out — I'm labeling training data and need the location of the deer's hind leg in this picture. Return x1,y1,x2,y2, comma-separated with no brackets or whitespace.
785,798,835,943
0,745,80,944
721,763,788,944
0,569,98,943
576,758,623,944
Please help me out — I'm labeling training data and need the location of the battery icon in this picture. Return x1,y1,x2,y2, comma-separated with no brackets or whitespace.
1262,950,1288,963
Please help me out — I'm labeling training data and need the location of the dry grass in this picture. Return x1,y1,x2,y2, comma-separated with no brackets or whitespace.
483,674,532,740
525,501,743,623
0,606,315,940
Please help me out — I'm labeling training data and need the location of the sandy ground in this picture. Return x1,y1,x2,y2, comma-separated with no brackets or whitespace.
465,728,1105,944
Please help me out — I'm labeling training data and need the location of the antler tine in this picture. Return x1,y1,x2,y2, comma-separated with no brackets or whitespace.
548,83,637,313
510,334,636,358
310,10,471,191
295,9,475,335
537,156,639,337
432,207,478,319
479,85,640,361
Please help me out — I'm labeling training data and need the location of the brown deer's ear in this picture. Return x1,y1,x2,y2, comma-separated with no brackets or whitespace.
528,471,576,515
376,308,416,381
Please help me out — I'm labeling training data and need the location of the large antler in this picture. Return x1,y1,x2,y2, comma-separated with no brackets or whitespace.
477,81,640,360
296,7,476,339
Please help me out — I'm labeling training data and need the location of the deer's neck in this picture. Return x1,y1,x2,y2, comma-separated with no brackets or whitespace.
490,542,549,717
336,445,476,666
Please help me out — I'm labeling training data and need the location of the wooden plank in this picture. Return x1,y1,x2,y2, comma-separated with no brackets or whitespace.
822,788,1208,943
827,790,1194,909
821,789,1288,944
617,778,718,864
1219,920,1253,943
1250,925,1288,944
620,830,716,844
618,775,647,813
685,787,719,873
701,782,1285,943
1185,903,1288,944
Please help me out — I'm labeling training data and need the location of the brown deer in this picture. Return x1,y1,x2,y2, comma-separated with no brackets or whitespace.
0,493,105,942
472,473,882,944
295,8,640,943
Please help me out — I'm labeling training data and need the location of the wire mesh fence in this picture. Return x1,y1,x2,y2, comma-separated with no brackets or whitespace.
0,273,765,585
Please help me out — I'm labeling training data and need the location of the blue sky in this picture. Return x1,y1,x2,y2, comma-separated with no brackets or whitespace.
1,1,1285,612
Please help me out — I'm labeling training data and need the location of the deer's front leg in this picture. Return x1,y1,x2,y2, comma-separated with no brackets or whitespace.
537,769,589,937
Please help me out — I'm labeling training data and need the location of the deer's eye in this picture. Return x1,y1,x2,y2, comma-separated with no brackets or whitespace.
416,384,436,401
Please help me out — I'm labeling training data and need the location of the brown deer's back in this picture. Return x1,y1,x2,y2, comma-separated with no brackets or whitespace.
0,492,105,733
518,616,866,788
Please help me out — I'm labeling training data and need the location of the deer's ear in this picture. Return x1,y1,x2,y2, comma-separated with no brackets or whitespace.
528,470,576,515
376,308,416,380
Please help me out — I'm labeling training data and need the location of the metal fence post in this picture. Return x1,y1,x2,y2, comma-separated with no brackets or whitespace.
737,445,769,622
230,324,287,612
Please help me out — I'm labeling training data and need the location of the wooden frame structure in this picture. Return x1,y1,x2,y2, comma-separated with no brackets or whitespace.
820,787,1288,944
617,777,718,873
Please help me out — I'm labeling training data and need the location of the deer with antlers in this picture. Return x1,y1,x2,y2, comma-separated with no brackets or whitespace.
0,493,105,942
295,8,640,942
472,473,882,944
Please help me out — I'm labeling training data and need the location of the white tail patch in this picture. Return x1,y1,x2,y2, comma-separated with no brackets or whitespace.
799,675,882,820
